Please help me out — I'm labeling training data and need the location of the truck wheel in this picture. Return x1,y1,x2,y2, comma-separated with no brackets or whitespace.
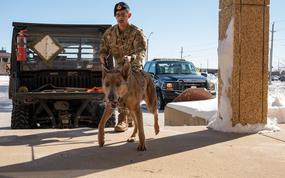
11,103,31,129
94,103,115,128
105,113,116,128
157,91,165,110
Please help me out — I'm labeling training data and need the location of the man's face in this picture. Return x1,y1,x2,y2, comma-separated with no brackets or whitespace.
115,10,131,25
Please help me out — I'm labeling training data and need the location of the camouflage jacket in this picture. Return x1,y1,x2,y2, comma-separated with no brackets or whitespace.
99,24,146,70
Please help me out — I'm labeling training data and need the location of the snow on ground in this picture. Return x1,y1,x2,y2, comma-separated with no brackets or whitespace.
209,81,285,133
268,81,285,123
0,75,12,112
0,75,9,86
217,17,234,130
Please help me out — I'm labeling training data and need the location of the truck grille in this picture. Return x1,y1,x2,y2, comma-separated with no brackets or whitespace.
172,81,207,91
20,70,102,91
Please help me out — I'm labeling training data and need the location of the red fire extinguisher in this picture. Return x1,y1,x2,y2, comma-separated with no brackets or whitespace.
16,29,28,61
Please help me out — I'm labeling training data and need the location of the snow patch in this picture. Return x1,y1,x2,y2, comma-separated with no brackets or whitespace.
166,99,217,122
0,75,9,86
217,17,234,124
268,81,285,123
208,17,235,131
208,115,280,133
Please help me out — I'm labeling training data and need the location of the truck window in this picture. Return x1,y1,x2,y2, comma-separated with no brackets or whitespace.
148,63,156,74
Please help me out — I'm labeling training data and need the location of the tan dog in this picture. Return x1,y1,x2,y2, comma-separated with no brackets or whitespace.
98,60,159,151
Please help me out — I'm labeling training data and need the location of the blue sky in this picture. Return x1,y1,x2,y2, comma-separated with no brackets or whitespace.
1,0,285,69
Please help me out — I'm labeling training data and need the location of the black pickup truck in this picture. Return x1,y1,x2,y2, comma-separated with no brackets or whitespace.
144,58,216,109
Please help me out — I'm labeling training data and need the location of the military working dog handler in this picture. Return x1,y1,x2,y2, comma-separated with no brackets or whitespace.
99,2,147,132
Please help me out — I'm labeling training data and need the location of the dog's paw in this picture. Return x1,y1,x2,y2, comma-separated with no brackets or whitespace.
154,125,160,135
98,140,105,147
127,137,135,142
137,144,147,151
98,136,105,147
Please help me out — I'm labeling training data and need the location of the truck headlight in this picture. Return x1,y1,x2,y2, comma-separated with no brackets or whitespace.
165,83,174,91
208,82,215,90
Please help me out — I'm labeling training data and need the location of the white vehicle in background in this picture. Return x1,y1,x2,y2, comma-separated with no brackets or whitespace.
201,72,217,95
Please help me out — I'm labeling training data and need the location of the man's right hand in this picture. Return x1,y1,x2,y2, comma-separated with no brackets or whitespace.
100,57,106,65
123,55,132,63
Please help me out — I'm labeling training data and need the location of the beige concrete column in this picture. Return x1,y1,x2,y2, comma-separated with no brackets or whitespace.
218,0,269,125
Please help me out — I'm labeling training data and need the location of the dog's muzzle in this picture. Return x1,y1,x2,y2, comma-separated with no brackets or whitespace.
107,92,119,108
109,101,118,109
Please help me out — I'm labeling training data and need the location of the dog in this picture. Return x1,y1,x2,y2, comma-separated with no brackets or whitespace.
98,59,159,151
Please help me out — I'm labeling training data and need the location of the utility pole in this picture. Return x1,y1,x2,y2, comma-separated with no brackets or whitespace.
146,32,153,62
180,47,183,59
269,22,275,85
206,58,209,73
278,58,280,72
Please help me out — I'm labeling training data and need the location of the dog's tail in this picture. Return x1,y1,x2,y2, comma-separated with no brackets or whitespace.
144,73,160,135
144,73,157,114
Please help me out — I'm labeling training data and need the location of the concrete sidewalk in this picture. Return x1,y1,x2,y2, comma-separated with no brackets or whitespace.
0,115,285,178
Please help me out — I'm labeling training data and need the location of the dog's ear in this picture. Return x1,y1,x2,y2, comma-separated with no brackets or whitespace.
121,61,131,81
102,64,110,79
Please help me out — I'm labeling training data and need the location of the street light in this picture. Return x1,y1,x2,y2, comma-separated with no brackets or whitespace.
269,22,275,85
146,32,153,61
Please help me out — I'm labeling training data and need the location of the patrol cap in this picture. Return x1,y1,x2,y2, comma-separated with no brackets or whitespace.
114,2,130,16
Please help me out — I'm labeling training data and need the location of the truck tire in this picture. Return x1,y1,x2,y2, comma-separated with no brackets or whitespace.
105,113,116,128
94,103,115,128
11,103,31,129
157,91,166,110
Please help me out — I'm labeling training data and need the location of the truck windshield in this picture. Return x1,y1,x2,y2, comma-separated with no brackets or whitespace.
157,62,197,74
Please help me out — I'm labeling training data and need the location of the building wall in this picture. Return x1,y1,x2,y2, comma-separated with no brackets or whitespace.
0,52,11,75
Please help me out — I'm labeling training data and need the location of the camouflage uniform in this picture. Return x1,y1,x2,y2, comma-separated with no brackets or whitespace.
99,24,146,132
100,24,146,70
